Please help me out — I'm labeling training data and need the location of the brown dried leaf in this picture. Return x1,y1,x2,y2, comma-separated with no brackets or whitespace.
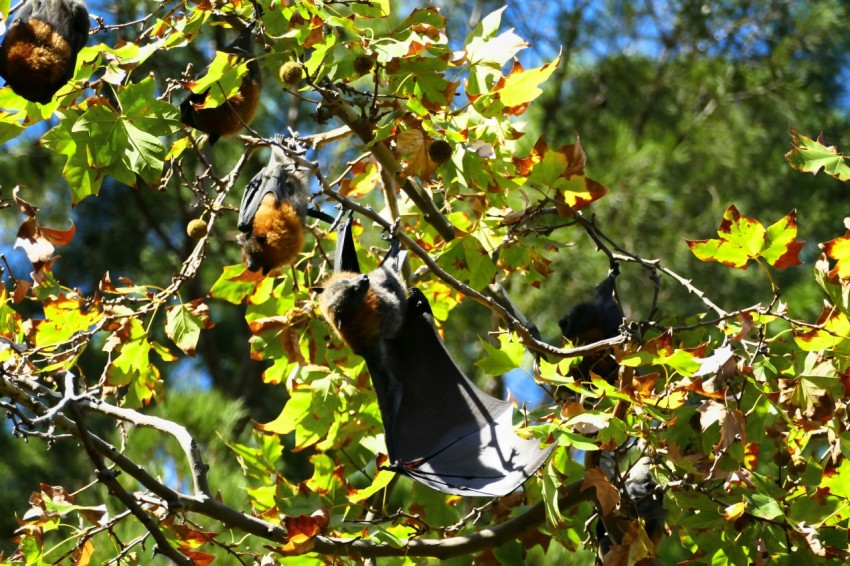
15,218,53,263
396,128,438,178
12,187,38,217
582,467,620,517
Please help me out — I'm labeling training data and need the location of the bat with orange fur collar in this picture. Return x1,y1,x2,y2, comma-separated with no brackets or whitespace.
0,0,90,104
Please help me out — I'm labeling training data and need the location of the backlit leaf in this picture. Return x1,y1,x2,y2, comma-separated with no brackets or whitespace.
786,129,850,181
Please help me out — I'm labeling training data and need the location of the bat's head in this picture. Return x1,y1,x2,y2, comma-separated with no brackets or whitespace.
318,272,371,326
238,233,266,273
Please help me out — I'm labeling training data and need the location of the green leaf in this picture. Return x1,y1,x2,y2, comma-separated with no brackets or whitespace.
495,54,560,110
437,236,496,291
165,302,207,357
786,129,850,181
542,460,564,526
687,205,766,269
349,468,395,503
305,453,338,495
187,52,250,107
41,77,181,202
475,335,525,375
352,0,390,18
209,265,261,304
105,317,161,407
462,236,497,289
761,210,805,268
745,493,784,521
685,205,804,271
555,430,599,451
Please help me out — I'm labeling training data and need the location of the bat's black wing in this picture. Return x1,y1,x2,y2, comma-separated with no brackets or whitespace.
365,289,553,497
333,214,551,496
333,210,361,274
226,21,256,57
237,136,304,233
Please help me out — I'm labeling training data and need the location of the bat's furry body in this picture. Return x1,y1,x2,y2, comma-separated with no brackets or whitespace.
0,0,89,103
318,263,407,355
180,24,260,145
237,137,310,273
597,456,666,557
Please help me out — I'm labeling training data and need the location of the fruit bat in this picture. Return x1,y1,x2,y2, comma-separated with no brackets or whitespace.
236,136,334,274
558,267,623,382
319,213,553,497
0,0,90,104
596,456,666,556
180,23,260,145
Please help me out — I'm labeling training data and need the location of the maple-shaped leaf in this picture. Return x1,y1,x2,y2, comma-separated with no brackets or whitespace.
279,511,328,555
165,298,214,357
697,399,746,450
514,137,608,212
469,54,561,117
396,128,438,178
797,306,849,353
581,467,620,517
339,161,380,197
183,51,252,108
820,231,850,280
785,128,850,181
687,205,804,269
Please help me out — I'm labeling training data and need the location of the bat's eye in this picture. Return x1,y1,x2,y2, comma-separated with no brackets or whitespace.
256,235,267,244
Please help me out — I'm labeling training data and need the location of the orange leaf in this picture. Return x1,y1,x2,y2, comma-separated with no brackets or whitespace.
582,467,620,517
821,231,850,280
339,161,380,198
40,222,76,247
72,538,95,566
279,513,325,555
723,501,747,521
396,128,438,178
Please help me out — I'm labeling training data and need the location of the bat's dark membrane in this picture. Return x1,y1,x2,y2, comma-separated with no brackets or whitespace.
320,213,552,496
180,23,260,145
559,269,623,382
0,0,89,104
236,136,309,274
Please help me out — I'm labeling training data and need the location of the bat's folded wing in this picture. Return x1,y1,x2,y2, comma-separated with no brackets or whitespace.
366,288,553,497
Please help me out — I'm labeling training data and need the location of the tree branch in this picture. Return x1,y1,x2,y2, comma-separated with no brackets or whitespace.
311,479,591,559
314,82,458,242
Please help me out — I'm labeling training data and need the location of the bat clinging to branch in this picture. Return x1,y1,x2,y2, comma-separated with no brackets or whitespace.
0,0,89,104
319,213,553,497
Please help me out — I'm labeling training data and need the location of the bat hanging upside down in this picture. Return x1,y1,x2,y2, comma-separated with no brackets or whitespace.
317,212,553,497
236,136,334,274
318,238,407,355
180,22,260,145
0,0,90,104
559,266,624,383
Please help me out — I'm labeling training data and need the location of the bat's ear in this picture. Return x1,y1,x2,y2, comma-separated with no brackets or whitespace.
334,210,360,274
595,262,620,298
